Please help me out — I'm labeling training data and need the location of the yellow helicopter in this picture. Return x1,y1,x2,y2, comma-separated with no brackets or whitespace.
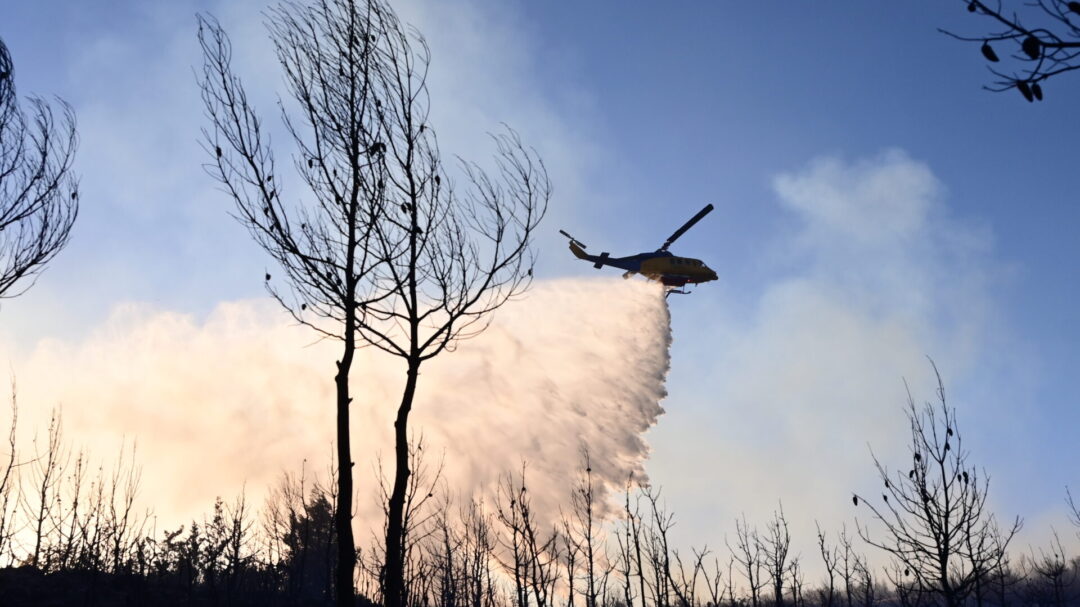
560,204,718,295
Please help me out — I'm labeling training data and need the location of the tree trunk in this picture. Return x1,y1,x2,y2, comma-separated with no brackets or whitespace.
335,332,357,607
385,359,420,607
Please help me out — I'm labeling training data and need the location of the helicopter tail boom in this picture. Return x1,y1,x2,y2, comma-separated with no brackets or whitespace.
566,238,613,270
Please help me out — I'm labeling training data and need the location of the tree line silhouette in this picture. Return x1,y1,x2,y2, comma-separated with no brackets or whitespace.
0,377,1078,607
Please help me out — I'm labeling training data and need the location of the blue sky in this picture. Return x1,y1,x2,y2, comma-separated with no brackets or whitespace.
2,0,1079,556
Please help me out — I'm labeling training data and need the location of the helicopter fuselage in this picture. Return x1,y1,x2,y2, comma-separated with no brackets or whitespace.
561,203,717,292
568,242,717,287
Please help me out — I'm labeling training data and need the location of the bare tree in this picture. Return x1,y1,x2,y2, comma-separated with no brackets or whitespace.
728,515,765,607
615,477,640,607
836,526,861,607
942,0,1080,101
20,408,67,569
855,364,1021,607
198,3,386,600
1024,530,1074,606
0,37,78,298
815,523,839,607
761,504,793,607
345,12,548,607
789,557,805,607
566,451,613,607
622,475,651,607
198,3,546,605
495,464,560,607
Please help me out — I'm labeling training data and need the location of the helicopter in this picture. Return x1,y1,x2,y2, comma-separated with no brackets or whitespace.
559,204,718,295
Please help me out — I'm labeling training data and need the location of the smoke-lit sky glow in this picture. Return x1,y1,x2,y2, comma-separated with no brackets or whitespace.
3,0,1080,571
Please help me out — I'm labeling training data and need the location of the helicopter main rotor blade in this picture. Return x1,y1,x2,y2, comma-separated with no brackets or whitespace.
660,203,714,251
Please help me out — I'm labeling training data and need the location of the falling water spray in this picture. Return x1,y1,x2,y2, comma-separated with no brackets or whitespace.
4,277,674,534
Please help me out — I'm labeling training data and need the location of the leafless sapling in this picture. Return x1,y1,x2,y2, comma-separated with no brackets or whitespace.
761,504,793,607
0,381,19,566
728,515,765,607
495,464,560,607
19,408,67,569
566,450,615,607
615,479,636,607
815,522,839,607
1024,529,1074,606
836,526,864,607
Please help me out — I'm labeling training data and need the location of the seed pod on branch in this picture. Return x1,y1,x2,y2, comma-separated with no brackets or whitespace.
1021,36,1040,60
1017,80,1034,102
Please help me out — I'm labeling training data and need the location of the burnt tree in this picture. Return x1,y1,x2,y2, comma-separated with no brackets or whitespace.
198,3,389,602
199,4,546,607
855,364,1021,607
345,5,548,607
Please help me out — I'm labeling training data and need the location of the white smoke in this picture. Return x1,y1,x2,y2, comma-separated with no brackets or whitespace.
2,277,672,535
648,150,1011,571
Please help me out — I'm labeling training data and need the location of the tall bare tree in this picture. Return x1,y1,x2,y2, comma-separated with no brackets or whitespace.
855,364,1021,607
198,2,388,602
339,8,548,607
198,2,547,606
0,37,78,299
943,0,1080,101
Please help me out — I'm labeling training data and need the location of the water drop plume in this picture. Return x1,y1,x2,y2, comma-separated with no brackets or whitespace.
5,277,673,532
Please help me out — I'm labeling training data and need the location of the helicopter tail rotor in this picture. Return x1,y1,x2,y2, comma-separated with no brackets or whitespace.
561,230,592,261
559,229,587,249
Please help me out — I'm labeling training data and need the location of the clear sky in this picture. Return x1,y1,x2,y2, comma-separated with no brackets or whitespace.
2,0,1079,561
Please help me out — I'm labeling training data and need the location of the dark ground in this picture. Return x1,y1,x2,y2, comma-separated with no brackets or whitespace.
0,566,374,607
